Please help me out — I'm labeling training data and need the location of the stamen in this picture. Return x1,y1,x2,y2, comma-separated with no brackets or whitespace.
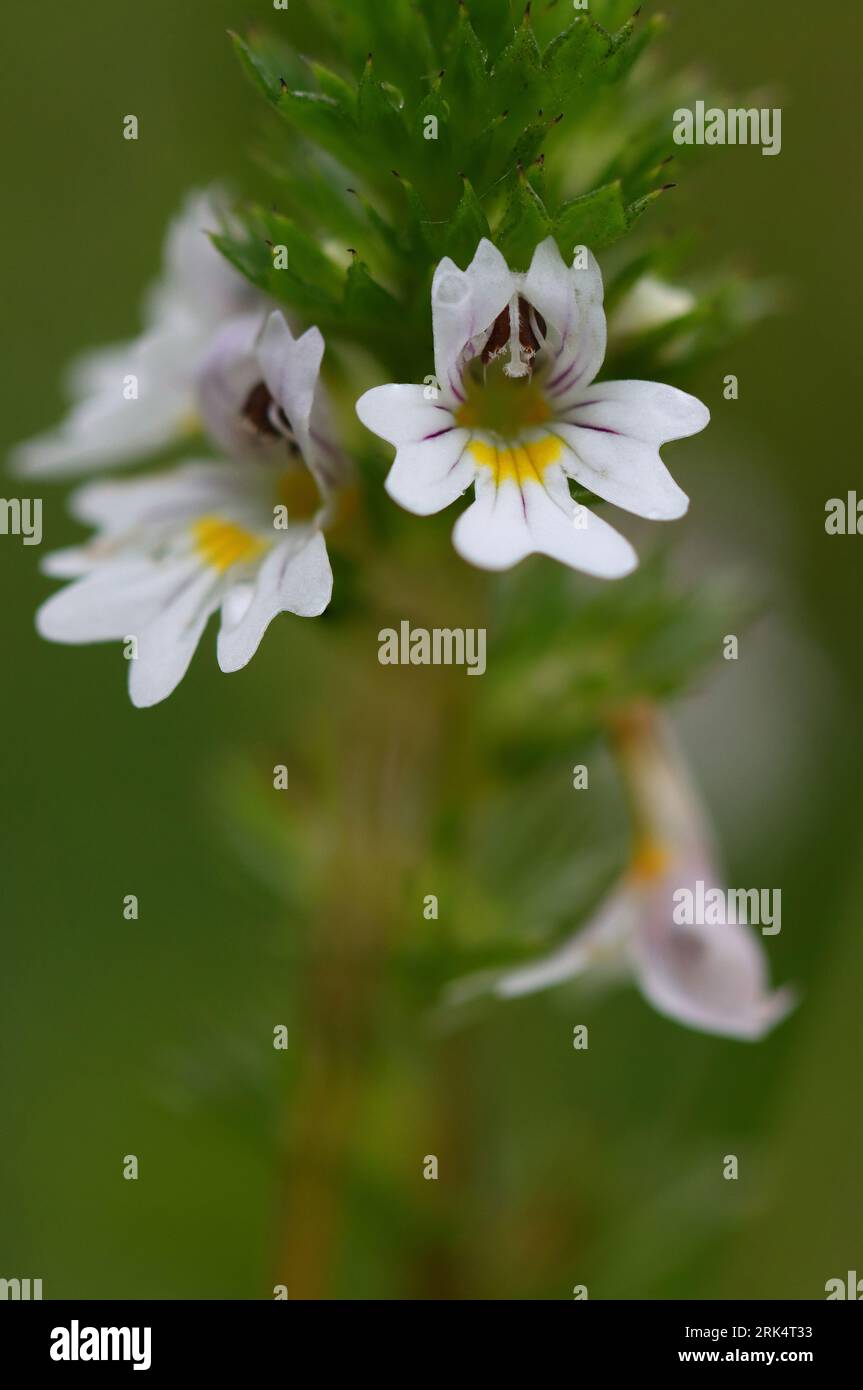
481,296,547,379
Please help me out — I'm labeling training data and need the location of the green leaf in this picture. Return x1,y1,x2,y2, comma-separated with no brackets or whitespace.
553,182,628,255
212,206,345,313
542,17,611,109
490,9,544,128
343,255,403,324
357,56,410,162
391,172,439,257
308,61,358,117
495,171,551,270
275,87,358,169
443,177,491,265
230,30,302,105
603,13,665,85
507,110,562,171
626,183,676,229
259,153,369,248
468,0,519,63
443,8,490,126
230,32,280,104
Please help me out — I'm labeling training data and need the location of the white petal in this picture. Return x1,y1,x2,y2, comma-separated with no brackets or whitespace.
70,460,268,534
36,557,194,644
129,567,222,708
552,379,709,520
526,238,607,400
453,467,636,577
217,532,332,674
432,239,514,403
356,383,455,448
356,384,472,514
386,433,474,516
565,379,710,441
631,859,795,1041
41,546,98,579
554,425,690,521
195,311,272,460
10,351,191,478
257,312,323,458
495,888,637,998
148,186,255,326
12,187,260,480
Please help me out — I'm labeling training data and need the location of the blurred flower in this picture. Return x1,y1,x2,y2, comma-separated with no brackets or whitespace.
457,707,794,1041
37,312,344,707
12,188,260,478
356,238,708,577
608,274,696,343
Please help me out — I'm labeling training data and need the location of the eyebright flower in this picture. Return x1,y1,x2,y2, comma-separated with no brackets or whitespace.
36,311,345,707
12,189,260,478
452,709,794,1041
356,238,709,577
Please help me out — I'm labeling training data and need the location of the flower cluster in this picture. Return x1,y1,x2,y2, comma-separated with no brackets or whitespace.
19,196,708,705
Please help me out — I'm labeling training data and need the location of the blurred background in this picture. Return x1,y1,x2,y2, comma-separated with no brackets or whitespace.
1,0,861,1299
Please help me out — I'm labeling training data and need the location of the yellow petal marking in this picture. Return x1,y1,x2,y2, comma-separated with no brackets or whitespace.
469,436,562,487
192,516,267,573
629,839,672,883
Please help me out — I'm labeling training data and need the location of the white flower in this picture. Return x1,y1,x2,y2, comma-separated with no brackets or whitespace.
452,710,794,1041
37,312,343,708
356,238,709,577
12,188,260,478
607,273,696,342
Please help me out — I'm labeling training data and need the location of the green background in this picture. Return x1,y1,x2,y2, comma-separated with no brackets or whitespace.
1,0,861,1298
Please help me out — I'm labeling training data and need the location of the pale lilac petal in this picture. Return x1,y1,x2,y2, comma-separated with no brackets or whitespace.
195,312,273,461
527,238,606,400
256,312,323,457
631,860,795,1041
495,888,637,998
